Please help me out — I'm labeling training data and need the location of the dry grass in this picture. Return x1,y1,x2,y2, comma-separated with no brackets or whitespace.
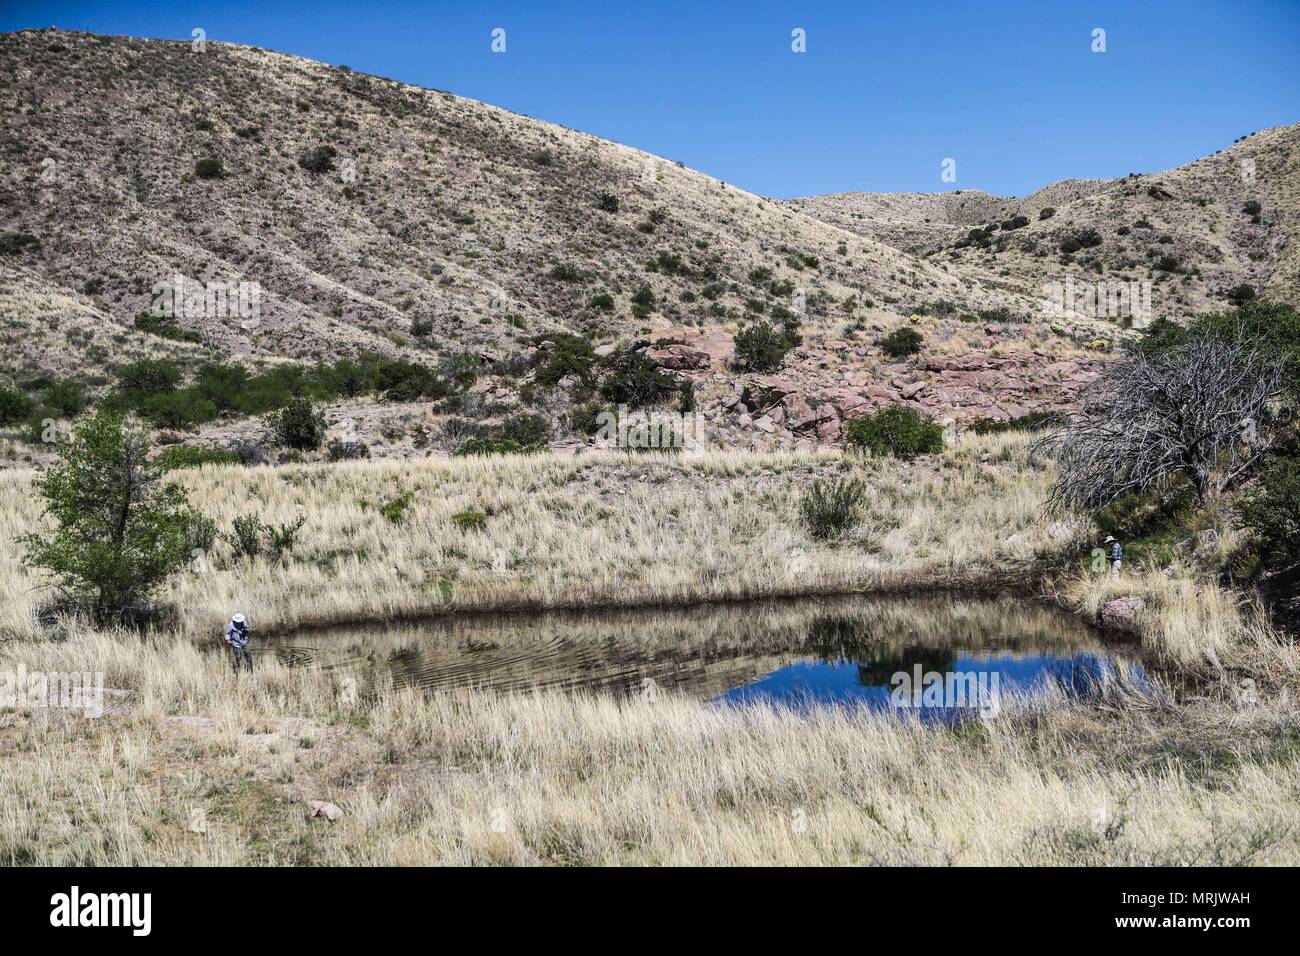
3,437,1298,866
2,626,1297,866
0,432,1058,640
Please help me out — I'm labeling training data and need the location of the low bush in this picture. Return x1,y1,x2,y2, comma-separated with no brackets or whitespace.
154,446,240,472
194,158,224,179
845,404,944,459
269,398,326,451
734,319,794,372
799,478,867,541
297,145,337,174
880,327,924,358
451,509,488,532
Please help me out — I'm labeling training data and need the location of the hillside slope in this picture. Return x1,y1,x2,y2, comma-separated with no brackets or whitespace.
0,28,1012,378
789,126,1300,319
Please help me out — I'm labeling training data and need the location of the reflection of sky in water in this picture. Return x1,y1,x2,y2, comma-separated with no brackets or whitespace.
715,652,1144,717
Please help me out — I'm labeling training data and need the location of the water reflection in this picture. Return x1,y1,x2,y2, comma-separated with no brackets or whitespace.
266,593,1142,710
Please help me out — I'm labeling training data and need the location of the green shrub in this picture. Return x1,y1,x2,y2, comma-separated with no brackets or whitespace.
379,492,415,524
327,440,370,461
194,158,224,179
454,437,528,456
138,390,218,430
1235,457,1300,571
880,327,924,358
1227,284,1256,306
1038,207,1056,220
265,516,307,561
969,411,1061,435
734,319,793,372
845,404,944,459
498,412,550,448
0,232,40,255
0,386,34,425
451,509,487,532
533,335,596,388
799,478,866,541
549,263,585,282
226,514,265,561
154,445,240,471
599,349,675,406
270,398,326,451
297,145,337,174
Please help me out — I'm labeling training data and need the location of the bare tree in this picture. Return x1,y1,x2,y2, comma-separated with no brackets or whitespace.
1036,326,1286,513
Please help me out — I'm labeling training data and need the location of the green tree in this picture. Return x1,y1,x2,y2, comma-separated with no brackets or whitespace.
19,411,207,622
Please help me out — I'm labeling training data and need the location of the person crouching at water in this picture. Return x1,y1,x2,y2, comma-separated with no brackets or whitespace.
225,613,253,673
1104,536,1123,578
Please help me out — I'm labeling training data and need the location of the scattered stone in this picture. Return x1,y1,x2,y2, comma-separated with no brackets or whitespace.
309,800,343,822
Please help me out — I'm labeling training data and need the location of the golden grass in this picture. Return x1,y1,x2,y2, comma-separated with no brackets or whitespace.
0,432,1059,640
2,627,1297,866
3,436,1298,866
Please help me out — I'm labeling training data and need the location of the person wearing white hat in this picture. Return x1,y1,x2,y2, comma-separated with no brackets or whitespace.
1104,536,1123,578
225,613,253,674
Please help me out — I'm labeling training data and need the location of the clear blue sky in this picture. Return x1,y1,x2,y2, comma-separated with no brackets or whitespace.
4,0,1297,198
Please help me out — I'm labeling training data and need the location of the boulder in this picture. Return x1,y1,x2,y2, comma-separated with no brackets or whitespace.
646,344,711,370
1099,596,1143,634
309,800,344,822
741,376,800,412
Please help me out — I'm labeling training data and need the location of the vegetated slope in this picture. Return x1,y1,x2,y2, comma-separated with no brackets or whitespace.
789,125,1300,318
787,181,1108,256
0,28,1011,379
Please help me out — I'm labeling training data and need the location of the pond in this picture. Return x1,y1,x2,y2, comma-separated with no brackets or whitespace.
267,593,1144,718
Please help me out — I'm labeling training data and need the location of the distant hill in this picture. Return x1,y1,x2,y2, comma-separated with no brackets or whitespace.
789,125,1300,319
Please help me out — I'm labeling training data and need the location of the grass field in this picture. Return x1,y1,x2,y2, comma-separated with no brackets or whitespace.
2,435,1298,866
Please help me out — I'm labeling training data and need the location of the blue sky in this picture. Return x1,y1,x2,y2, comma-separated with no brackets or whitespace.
4,0,1297,198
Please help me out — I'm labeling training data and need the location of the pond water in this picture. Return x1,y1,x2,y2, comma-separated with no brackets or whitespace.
268,593,1143,717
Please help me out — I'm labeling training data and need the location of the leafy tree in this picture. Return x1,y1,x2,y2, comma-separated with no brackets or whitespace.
19,411,207,622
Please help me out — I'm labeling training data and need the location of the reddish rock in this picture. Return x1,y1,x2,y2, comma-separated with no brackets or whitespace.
646,344,710,370
741,376,800,412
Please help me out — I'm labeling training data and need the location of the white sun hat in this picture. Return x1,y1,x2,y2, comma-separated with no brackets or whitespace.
232,613,247,625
